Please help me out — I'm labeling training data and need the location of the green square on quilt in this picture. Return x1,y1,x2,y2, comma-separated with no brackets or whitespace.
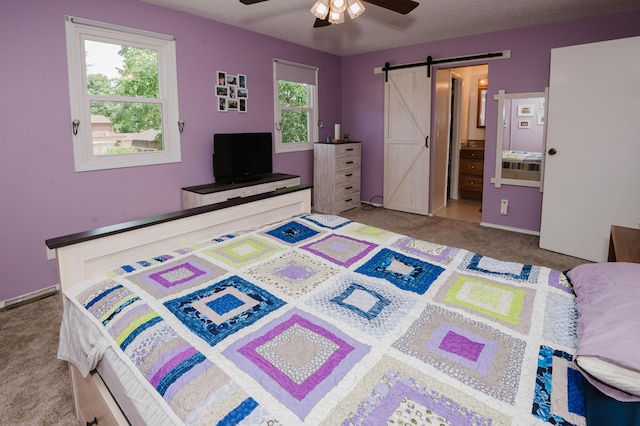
433,273,537,334
202,235,285,268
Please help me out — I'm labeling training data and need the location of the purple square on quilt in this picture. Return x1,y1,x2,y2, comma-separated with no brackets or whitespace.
222,308,370,420
301,234,377,268
439,331,485,362
149,262,207,288
424,321,498,377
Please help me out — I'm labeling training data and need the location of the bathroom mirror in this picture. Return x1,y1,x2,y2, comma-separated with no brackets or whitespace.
491,89,548,190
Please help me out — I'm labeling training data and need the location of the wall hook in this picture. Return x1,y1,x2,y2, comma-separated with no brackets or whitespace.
72,119,80,135
178,120,185,133
275,121,282,131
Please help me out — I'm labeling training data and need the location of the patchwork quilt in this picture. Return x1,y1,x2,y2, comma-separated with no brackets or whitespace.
60,214,585,425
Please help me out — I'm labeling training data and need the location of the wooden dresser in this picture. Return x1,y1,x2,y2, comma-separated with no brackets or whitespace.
459,145,484,200
313,141,361,214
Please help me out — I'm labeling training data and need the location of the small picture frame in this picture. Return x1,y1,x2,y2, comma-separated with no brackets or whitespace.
518,104,534,117
217,96,227,112
518,119,531,129
216,86,228,97
226,74,238,86
239,98,247,113
238,74,247,88
227,98,238,111
537,114,544,125
238,88,248,98
217,71,227,87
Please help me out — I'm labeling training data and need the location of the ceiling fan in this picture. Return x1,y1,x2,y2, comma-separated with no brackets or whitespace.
238,0,419,28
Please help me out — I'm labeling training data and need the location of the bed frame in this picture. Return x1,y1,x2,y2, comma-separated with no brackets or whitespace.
47,185,312,425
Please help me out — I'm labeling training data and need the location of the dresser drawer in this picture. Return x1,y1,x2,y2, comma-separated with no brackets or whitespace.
335,169,361,184
335,181,360,198
460,149,484,160
459,175,483,192
459,159,483,176
335,155,361,172
335,143,361,158
335,194,361,212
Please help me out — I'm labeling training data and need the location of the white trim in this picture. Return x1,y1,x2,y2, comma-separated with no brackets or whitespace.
480,221,540,236
0,285,60,309
66,15,175,41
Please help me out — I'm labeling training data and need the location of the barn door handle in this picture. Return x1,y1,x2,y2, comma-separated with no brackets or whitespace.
425,136,429,148
548,148,557,155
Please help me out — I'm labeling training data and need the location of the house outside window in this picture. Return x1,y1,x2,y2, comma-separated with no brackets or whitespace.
65,16,181,171
273,59,319,153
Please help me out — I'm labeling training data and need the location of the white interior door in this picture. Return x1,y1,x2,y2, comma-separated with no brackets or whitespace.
431,68,454,214
540,36,640,262
383,66,431,215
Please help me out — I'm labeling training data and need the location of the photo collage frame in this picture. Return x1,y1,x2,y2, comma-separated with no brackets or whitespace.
216,71,248,113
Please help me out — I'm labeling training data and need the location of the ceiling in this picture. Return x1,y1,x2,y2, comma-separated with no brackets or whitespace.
140,0,640,56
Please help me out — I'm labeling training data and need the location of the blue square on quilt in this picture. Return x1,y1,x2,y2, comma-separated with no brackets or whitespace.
532,345,586,424
330,283,391,320
306,275,417,338
355,248,444,294
300,213,351,230
459,252,539,283
164,276,286,346
264,220,319,245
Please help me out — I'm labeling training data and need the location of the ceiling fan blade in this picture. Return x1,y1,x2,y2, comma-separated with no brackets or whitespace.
313,16,332,28
239,0,270,4
362,0,419,15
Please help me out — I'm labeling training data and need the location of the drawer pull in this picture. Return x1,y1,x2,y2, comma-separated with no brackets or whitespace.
276,186,286,190
346,161,354,164
345,198,353,202
227,196,241,201
345,173,353,177
345,186,353,190
87,418,98,426
346,148,353,151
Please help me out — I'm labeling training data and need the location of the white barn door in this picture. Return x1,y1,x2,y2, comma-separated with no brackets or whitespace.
383,66,431,215
540,36,640,262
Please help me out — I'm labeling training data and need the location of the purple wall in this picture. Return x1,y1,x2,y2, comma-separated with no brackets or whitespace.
0,0,341,302
1,0,639,302
341,11,640,231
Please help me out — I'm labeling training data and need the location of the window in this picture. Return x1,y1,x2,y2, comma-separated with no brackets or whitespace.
65,16,181,171
273,59,319,153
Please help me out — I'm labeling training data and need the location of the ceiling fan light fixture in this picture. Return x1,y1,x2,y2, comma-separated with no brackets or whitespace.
347,0,365,19
311,0,330,19
329,0,347,13
328,9,345,24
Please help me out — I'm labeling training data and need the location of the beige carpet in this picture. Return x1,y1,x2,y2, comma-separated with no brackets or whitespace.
0,206,587,424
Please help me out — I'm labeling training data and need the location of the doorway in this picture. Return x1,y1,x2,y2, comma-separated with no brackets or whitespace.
432,64,487,223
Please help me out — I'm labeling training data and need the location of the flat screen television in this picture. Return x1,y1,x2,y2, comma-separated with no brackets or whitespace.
213,132,273,183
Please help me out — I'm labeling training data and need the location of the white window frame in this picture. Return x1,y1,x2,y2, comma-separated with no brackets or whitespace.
65,16,181,172
273,59,319,153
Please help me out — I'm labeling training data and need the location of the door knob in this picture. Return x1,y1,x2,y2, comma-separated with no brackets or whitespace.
548,148,557,155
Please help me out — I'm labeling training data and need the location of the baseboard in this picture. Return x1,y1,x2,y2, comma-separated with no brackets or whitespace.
480,221,541,236
0,284,59,310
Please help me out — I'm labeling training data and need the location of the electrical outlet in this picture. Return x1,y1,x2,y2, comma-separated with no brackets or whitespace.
500,199,508,215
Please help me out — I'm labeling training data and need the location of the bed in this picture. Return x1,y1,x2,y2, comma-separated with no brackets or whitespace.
48,185,638,425
502,150,542,181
